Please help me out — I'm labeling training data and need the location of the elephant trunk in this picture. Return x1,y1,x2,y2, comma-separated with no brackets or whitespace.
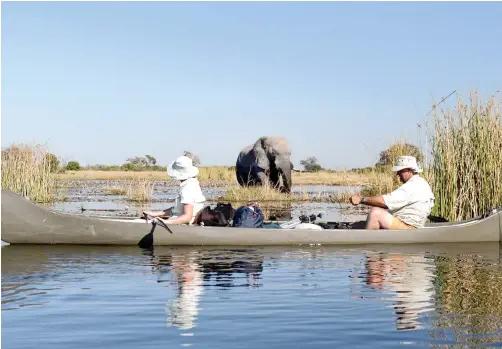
276,159,292,193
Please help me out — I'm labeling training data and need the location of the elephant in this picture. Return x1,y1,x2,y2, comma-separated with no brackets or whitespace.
235,136,293,193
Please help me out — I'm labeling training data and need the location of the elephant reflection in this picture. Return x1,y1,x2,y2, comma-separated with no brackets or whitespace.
235,136,293,193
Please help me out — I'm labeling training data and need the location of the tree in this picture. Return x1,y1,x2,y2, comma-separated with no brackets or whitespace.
376,143,424,169
145,155,157,166
183,151,201,166
66,161,81,171
300,156,323,172
125,156,148,167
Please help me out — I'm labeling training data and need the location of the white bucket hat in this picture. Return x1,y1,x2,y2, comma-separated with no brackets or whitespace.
167,156,199,180
391,156,423,173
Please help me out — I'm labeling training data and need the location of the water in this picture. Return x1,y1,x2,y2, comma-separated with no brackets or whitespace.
3,243,502,348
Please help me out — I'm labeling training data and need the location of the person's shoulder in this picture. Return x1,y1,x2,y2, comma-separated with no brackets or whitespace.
407,175,433,191
183,177,201,187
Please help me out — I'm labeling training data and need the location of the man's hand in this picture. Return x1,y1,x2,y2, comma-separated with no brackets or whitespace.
350,195,389,209
350,195,362,205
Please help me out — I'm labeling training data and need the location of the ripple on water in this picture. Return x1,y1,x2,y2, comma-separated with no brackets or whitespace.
1,244,502,349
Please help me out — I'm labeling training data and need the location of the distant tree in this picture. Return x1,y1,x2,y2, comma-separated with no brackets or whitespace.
376,143,424,169
125,156,148,167
121,163,136,171
300,156,323,172
183,151,201,166
145,155,157,166
66,161,81,171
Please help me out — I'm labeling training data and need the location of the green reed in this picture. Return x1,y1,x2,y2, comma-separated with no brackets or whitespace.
426,90,502,221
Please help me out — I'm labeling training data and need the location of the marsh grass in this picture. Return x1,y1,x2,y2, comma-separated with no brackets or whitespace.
126,178,154,202
55,167,392,187
104,187,127,195
217,186,309,203
1,143,56,202
425,91,502,221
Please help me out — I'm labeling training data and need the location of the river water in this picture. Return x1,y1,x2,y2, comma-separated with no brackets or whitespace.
2,243,502,348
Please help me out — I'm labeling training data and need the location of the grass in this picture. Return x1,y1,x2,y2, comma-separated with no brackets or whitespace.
125,178,154,202
425,90,502,221
1,143,56,202
103,187,127,195
54,167,394,186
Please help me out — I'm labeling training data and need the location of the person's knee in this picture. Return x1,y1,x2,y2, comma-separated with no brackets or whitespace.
368,207,393,229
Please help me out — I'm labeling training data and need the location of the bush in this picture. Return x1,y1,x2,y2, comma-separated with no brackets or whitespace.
66,161,81,171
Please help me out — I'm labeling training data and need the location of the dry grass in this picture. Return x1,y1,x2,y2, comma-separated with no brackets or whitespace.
1,143,56,202
55,167,394,186
103,187,127,195
425,90,502,221
217,186,310,203
125,178,154,202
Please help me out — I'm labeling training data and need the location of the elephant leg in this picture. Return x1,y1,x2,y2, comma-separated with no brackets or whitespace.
256,171,270,188
269,167,280,190
236,168,250,186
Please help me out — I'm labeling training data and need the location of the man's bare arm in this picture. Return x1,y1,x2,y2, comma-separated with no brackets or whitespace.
350,195,388,209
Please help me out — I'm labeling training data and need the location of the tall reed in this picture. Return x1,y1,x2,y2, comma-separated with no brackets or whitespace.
126,178,154,202
426,91,502,221
1,143,55,202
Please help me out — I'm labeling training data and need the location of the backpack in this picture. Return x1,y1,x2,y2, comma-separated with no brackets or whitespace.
232,205,264,228
214,203,235,223
194,203,235,227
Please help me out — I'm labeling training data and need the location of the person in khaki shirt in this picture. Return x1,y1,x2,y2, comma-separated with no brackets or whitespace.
350,156,435,229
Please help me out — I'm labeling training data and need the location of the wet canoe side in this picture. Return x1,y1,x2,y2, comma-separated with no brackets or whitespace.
1,190,501,245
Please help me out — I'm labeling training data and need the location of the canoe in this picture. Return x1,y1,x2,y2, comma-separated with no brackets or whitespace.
2,189,501,246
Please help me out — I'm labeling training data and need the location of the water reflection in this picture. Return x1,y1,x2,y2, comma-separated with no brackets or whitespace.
354,253,436,331
144,247,264,330
431,252,502,346
2,243,502,348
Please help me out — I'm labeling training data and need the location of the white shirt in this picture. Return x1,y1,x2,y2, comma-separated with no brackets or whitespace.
382,175,435,228
171,178,206,224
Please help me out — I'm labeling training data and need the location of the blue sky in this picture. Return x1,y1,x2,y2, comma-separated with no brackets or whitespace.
2,2,501,169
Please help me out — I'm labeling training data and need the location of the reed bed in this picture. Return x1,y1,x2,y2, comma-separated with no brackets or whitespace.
1,143,55,202
125,178,154,202
425,91,502,221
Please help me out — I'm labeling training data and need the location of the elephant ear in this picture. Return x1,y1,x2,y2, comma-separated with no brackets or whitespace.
253,141,270,170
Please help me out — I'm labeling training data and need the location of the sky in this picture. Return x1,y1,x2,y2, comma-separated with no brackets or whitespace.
1,1,501,170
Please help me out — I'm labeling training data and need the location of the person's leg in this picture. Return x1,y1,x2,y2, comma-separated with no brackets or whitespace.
389,217,416,230
365,207,394,229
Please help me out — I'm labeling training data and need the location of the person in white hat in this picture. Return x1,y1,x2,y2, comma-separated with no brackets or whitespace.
350,156,435,229
143,155,206,225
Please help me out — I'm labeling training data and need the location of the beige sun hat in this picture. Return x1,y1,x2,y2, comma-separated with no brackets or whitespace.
391,156,423,173
167,156,199,180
